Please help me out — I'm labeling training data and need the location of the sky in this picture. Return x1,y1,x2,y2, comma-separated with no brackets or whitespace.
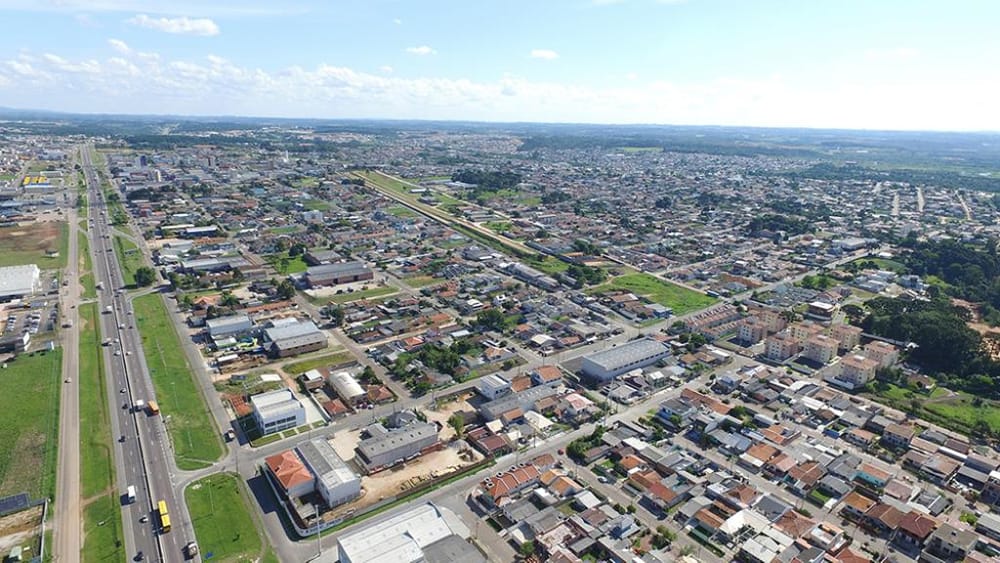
0,0,997,131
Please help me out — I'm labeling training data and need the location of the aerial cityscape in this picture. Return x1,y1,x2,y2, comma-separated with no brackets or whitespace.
2,2,1000,563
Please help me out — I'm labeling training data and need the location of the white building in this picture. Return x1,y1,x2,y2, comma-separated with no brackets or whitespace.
251,389,305,435
328,371,366,404
336,502,480,563
296,438,361,508
206,313,253,339
581,338,670,382
476,373,511,401
0,264,40,300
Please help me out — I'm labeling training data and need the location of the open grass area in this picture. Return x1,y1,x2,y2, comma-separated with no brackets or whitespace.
589,273,717,315
924,393,1000,435
268,225,300,235
283,351,354,376
620,146,663,153
78,231,96,299
134,294,223,470
327,286,397,304
302,199,332,211
403,275,441,288
0,221,68,269
852,257,907,273
867,383,1000,437
82,492,125,563
77,304,114,498
386,205,418,218
525,256,570,275
0,348,62,500
113,234,142,286
264,253,308,275
185,473,268,561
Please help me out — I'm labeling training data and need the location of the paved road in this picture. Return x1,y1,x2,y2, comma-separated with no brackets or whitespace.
53,199,82,561
83,146,194,563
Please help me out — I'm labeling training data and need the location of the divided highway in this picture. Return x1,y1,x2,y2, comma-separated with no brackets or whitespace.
81,146,194,562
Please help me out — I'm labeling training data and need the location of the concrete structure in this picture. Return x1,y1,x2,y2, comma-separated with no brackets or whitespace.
864,340,900,368
830,324,862,351
0,264,40,300
328,371,366,404
265,449,315,499
355,422,439,473
205,313,253,339
580,337,670,382
336,502,479,563
305,261,373,288
476,373,511,401
802,334,838,365
833,354,879,389
765,332,799,362
479,385,559,421
264,319,327,358
251,389,306,436
296,438,361,508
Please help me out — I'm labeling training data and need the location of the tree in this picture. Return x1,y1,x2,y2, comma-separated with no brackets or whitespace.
220,291,240,308
323,305,345,326
519,541,535,558
447,414,465,438
134,266,156,287
475,308,506,332
276,279,296,300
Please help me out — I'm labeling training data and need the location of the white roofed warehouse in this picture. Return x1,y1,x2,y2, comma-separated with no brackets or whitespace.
327,371,366,404
296,438,361,508
336,502,484,563
581,337,671,382
0,264,40,300
251,388,305,436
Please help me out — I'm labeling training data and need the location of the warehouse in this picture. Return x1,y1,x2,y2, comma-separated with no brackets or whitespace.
355,422,439,474
251,389,305,436
336,502,482,563
479,385,558,421
0,264,40,300
327,371,366,404
296,438,361,508
581,337,671,382
264,319,328,358
304,261,373,288
206,313,253,339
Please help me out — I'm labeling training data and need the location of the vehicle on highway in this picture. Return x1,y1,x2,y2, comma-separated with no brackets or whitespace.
125,485,136,504
139,515,148,523
120,387,126,393
134,551,143,561
64,378,71,383
133,399,145,413
157,500,171,533
119,435,125,442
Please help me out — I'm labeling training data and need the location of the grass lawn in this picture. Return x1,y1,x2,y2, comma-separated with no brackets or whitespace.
621,146,663,153
77,304,115,498
303,199,332,211
589,273,717,315
524,256,569,275
0,222,68,269
78,232,96,299
924,393,1000,435
403,275,441,288
309,286,397,305
113,234,143,286
283,351,354,376
82,492,125,563
852,257,907,273
134,294,223,470
485,221,512,234
265,253,309,275
386,205,418,218
185,473,267,561
268,225,300,235
0,348,62,500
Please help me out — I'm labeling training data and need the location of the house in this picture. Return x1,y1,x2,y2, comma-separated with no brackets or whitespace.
882,423,916,450
656,397,697,429
251,389,305,436
481,464,541,505
893,511,937,550
855,462,892,490
864,503,904,535
265,449,314,499
924,523,978,561
531,365,563,387
785,460,825,496
840,491,876,522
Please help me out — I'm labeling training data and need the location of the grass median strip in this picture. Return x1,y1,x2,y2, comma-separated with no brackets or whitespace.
134,293,223,469
113,234,142,286
78,231,96,299
82,492,125,563
186,473,269,561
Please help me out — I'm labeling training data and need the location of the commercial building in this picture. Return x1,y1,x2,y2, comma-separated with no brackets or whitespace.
355,422,439,474
251,389,306,435
265,449,315,499
479,385,559,421
304,261,373,288
335,502,482,563
476,373,511,401
205,313,253,339
263,319,327,358
327,371,366,404
0,264,40,300
296,438,361,508
580,338,670,382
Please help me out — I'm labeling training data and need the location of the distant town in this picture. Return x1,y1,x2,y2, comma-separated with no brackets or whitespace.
1,116,1000,563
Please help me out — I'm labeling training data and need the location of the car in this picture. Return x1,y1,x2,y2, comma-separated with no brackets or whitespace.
139,515,148,523
114,350,121,356
134,551,144,561
119,435,125,442
597,476,611,484
558,448,565,455
120,388,126,393
64,378,71,383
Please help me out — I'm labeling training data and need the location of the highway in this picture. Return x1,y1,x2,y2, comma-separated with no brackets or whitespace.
81,146,193,562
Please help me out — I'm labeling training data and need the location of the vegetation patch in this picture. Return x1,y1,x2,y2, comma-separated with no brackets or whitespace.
283,351,354,376
78,303,114,498
113,234,143,286
589,273,717,315
0,349,62,500
0,221,69,269
134,294,223,469
186,473,268,562
82,492,125,563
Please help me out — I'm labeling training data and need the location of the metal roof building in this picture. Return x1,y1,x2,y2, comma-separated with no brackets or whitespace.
328,371,366,403
581,337,671,382
355,422,438,473
0,264,40,300
251,389,305,436
335,502,479,563
296,438,361,508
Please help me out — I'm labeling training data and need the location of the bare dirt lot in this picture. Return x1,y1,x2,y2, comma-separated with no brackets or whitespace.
0,505,43,555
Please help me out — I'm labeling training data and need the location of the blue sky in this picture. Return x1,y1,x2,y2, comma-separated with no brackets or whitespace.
0,0,996,130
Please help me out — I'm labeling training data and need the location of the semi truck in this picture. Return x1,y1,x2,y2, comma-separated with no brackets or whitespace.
133,399,145,413
125,485,136,504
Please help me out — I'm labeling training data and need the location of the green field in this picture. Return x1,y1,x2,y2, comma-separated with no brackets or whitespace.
867,383,1000,437
303,199,332,211
0,349,62,500
78,304,115,498
525,256,570,275
113,234,143,286
186,473,269,561
403,275,441,288
621,146,663,153
78,232,96,299
268,225,300,235
387,205,418,218
265,253,308,275
589,273,717,315
851,257,907,273
283,351,354,375
0,222,69,269
134,294,223,470
323,286,397,304
78,303,125,562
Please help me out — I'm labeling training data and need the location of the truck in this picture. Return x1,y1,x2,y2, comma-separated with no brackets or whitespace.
133,399,145,413
96,282,104,291
125,485,136,504
147,401,159,416
103,305,113,314
184,542,199,557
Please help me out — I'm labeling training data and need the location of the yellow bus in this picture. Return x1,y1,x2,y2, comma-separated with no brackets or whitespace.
157,500,171,533
147,401,160,416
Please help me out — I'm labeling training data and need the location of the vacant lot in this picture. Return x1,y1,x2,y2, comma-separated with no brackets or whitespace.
82,492,124,563
186,473,267,562
0,504,43,556
283,351,354,376
134,294,223,469
589,273,717,316
113,234,142,286
0,349,62,500
264,253,308,274
0,222,68,269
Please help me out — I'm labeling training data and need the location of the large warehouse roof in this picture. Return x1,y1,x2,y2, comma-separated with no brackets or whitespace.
336,502,471,563
0,264,39,298
583,337,670,372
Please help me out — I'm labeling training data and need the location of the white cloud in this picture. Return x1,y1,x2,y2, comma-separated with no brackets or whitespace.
530,49,559,60
405,45,435,56
108,38,130,54
0,49,997,131
0,0,297,17
625,72,638,80
393,18,402,25
379,65,393,74
127,14,220,36
864,47,919,62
